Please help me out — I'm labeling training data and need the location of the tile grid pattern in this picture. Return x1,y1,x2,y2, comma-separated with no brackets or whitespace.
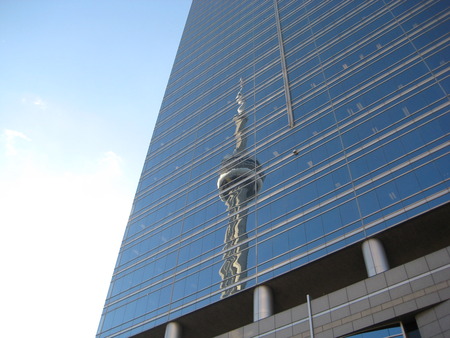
216,246,450,338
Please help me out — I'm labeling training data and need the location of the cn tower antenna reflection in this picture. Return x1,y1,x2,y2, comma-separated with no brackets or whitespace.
217,79,264,298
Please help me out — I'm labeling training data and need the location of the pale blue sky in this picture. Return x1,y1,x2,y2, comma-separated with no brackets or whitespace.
0,1,191,336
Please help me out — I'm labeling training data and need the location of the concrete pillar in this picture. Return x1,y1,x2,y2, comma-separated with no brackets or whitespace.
362,238,389,277
254,285,273,321
164,322,181,338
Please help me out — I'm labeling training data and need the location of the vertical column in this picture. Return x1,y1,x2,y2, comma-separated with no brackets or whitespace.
164,322,181,338
362,238,389,277
254,285,273,321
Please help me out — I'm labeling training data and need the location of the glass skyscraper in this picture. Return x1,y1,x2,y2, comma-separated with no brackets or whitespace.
97,1,449,337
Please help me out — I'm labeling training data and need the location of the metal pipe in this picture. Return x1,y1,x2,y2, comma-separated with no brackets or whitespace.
307,294,314,338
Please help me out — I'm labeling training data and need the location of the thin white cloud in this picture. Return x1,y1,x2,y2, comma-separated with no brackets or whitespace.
98,151,123,178
33,97,47,109
21,94,47,110
3,129,31,155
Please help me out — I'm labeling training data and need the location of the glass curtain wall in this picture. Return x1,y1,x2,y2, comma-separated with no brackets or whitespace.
97,0,449,337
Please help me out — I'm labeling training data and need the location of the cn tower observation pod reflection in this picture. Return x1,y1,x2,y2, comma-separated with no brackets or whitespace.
217,79,264,298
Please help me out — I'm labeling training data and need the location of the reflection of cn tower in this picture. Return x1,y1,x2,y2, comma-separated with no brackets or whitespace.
217,79,264,298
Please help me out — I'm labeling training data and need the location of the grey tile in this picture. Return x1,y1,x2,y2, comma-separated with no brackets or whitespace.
389,282,413,299
275,326,293,338
216,333,229,338
350,298,371,315
386,265,408,286
365,273,387,293
418,321,442,338
416,307,438,326
292,304,309,322
332,322,354,337
426,248,450,270
258,332,276,338
275,310,292,329
438,314,450,331
315,329,333,338
372,307,395,324
243,323,257,338
438,285,450,301
313,312,331,327
405,257,430,278
292,320,309,336
328,288,348,308
369,291,391,307
229,327,244,338
394,299,417,317
259,316,275,334
410,275,435,292
311,295,329,314
416,292,441,309
261,333,275,338
352,315,375,332
434,300,450,319
346,281,368,301
431,266,450,284
331,305,350,321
